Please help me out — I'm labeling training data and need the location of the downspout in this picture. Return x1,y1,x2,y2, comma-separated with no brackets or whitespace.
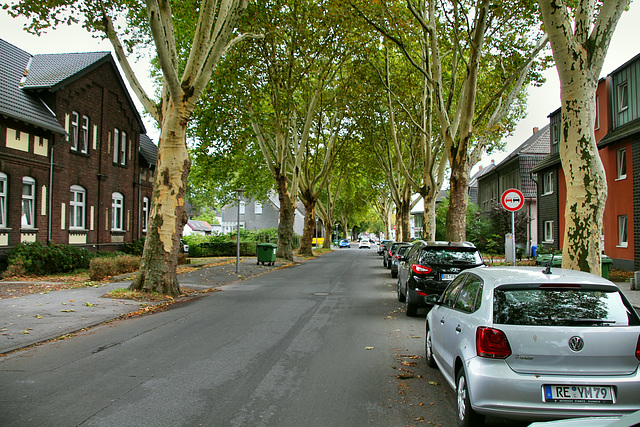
47,138,67,243
529,171,538,257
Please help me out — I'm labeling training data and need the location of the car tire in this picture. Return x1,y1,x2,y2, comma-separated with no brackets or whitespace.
425,326,436,368
456,367,485,427
391,268,397,278
397,279,405,302
405,286,417,317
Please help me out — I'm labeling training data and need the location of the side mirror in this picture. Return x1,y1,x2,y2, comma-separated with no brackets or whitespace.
424,294,440,305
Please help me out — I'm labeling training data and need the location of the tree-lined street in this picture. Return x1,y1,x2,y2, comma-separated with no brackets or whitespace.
1,249,464,426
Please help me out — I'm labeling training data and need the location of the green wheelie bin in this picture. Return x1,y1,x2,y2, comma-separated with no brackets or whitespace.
257,242,277,266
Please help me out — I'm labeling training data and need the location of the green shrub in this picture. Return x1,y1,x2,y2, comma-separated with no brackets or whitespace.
6,242,94,275
123,238,145,256
89,255,140,280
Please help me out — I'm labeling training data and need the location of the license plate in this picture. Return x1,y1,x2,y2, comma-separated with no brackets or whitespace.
441,273,457,281
544,385,614,403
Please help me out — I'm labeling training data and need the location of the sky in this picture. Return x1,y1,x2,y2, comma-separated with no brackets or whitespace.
1,3,639,172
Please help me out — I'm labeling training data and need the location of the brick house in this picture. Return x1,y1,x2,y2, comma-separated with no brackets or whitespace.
0,38,156,257
477,125,551,255
533,53,640,270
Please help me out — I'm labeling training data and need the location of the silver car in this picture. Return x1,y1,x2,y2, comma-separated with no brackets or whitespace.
425,266,640,426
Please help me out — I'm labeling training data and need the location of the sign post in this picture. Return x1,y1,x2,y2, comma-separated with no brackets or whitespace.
501,189,525,266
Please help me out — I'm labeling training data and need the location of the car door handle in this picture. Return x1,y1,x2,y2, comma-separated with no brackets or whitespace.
455,325,462,333
440,317,445,324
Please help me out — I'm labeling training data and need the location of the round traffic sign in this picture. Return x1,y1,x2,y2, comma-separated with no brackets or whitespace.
501,189,524,212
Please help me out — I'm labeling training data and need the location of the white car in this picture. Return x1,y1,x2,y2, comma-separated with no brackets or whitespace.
425,266,640,426
358,240,371,249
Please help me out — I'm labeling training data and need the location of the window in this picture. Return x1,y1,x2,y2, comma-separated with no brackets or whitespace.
70,185,86,229
255,202,262,214
618,81,629,112
113,128,119,163
454,275,483,313
0,173,6,227
120,131,127,165
543,172,553,195
239,201,245,215
80,115,89,153
544,221,553,242
111,192,124,231
617,148,627,180
70,111,79,151
113,128,127,165
142,197,149,232
618,215,628,248
22,177,35,228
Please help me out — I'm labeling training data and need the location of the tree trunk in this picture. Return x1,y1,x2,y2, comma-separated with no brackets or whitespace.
397,199,411,242
422,193,437,241
559,74,607,274
299,196,316,257
275,173,295,261
130,107,190,296
446,148,470,242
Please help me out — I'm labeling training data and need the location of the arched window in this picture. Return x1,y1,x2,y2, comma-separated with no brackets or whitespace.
112,192,124,231
22,176,35,228
70,185,86,229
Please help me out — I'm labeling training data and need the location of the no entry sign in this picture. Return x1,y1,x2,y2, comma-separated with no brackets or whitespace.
501,189,524,212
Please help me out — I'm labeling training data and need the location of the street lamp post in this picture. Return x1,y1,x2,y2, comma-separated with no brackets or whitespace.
235,188,244,274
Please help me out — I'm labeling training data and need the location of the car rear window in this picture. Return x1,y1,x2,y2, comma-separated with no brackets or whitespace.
493,286,640,326
419,248,482,265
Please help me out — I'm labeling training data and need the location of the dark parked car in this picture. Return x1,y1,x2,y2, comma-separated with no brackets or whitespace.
383,242,403,268
377,239,392,256
390,243,412,278
397,240,484,316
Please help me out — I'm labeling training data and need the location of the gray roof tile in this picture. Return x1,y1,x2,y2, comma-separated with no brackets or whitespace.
22,51,111,90
139,134,157,166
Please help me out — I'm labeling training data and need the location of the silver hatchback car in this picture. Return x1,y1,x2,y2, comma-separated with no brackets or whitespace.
425,266,640,426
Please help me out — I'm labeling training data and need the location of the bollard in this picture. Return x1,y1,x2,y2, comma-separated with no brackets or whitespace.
633,272,640,291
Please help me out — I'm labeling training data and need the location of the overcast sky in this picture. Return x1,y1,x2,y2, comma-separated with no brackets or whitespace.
2,3,639,173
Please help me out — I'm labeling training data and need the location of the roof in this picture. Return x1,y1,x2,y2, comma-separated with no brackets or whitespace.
186,220,212,232
0,39,67,134
598,117,640,148
139,134,157,166
531,152,561,173
0,38,145,134
496,124,550,168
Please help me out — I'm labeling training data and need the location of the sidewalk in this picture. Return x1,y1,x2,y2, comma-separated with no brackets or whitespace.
0,257,298,354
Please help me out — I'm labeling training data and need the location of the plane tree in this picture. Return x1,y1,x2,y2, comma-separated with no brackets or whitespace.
536,0,628,274
6,0,255,296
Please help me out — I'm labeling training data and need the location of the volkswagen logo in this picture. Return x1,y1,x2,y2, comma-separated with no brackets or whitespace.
568,336,585,352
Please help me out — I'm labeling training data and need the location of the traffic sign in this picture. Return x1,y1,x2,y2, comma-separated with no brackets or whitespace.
501,189,524,212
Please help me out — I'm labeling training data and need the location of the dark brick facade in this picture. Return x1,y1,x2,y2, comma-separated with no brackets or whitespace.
0,54,154,255
634,135,640,270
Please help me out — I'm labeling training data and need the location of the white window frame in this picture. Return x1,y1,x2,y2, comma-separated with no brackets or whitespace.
120,131,127,165
22,176,35,228
239,201,245,215
618,81,629,112
142,197,149,232
255,202,263,215
618,215,628,248
543,172,553,195
544,221,554,243
595,95,600,130
70,185,86,229
113,128,120,163
70,111,79,151
80,115,89,154
0,172,6,227
111,192,124,231
617,147,627,180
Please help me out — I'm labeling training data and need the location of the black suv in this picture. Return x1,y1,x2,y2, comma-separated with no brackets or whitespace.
397,241,484,316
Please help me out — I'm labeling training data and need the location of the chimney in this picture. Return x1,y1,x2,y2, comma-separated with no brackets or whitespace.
479,165,483,170
533,127,539,134
491,159,495,165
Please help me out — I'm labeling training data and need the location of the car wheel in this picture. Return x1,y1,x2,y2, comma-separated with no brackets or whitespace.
425,326,436,368
383,258,387,268
405,286,417,317
397,279,406,302
391,268,397,278
456,367,485,427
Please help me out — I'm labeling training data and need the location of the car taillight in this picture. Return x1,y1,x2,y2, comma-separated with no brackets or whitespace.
476,327,511,359
412,264,432,274
636,335,640,361
388,250,393,257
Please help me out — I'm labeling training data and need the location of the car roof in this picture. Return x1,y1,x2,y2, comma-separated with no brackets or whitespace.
462,266,617,288
413,240,478,249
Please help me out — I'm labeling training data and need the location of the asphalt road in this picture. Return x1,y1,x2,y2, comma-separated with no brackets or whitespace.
0,248,522,427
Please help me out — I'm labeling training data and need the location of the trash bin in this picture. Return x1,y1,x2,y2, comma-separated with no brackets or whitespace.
257,242,277,266
601,255,613,279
